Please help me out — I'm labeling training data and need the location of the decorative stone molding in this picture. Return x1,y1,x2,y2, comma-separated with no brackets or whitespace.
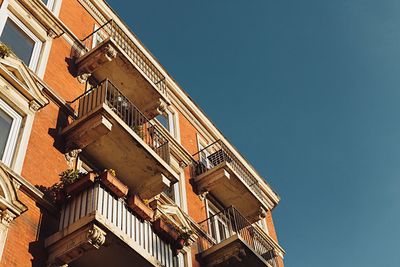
77,73,91,84
18,0,65,38
76,42,118,79
258,207,267,219
29,100,41,112
86,224,106,249
150,195,198,247
0,56,49,111
47,29,58,39
0,210,15,226
156,98,168,115
64,149,81,168
45,224,106,266
102,44,118,61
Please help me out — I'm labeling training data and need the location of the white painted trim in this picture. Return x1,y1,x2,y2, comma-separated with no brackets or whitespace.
170,106,181,143
0,99,21,167
0,74,36,175
52,0,62,17
0,12,42,71
179,168,188,213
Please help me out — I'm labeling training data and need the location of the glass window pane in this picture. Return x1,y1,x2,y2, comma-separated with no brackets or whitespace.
0,108,12,160
0,19,35,66
156,113,169,131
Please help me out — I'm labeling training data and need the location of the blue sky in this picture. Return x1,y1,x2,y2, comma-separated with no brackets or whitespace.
107,1,400,266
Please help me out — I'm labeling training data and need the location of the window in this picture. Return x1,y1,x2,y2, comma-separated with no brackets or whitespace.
0,99,22,167
0,15,42,70
92,24,106,48
207,205,230,243
41,0,55,10
155,111,174,133
256,218,268,233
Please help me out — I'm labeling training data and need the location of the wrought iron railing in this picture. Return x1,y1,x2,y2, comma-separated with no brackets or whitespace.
70,79,170,164
192,140,267,203
80,19,166,96
197,206,278,267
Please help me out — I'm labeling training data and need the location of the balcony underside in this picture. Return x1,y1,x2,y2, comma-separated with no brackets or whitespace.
46,217,172,267
199,235,271,267
76,39,169,119
62,104,178,198
193,162,267,222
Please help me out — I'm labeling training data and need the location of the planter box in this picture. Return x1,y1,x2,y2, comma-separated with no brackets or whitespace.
99,171,129,198
127,195,154,221
65,172,96,196
153,218,179,244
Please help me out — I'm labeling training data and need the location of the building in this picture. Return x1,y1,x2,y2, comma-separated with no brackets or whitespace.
0,0,285,266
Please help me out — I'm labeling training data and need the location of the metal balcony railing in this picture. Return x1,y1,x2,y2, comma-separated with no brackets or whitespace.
70,79,170,164
197,206,278,267
80,19,166,96
192,140,267,203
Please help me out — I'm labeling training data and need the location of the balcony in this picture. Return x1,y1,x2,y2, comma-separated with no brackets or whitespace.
192,140,273,223
197,207,278,267
45,183,182,267
63,79,178,199
76,20,169,118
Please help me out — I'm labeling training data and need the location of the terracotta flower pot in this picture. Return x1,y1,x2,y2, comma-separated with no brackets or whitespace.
127,195,154,221
53,190,66,205
175,237,185,249
65,172,96,196
153,218,180,243
99,171,128,198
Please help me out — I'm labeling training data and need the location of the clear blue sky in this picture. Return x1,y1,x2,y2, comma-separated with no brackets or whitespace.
107,1,400,266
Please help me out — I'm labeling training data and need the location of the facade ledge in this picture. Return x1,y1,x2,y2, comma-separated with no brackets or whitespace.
18,0,65,38
0,55,49,111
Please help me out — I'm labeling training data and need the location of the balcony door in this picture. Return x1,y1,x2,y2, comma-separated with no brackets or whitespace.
208,207,230,244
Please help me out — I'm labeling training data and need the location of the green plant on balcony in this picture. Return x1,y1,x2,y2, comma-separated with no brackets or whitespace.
59,169,81,185
0,43,11,59
132,125,144,139
177,227,194,248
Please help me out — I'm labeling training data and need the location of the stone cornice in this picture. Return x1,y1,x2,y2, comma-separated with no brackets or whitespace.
0,55,49,110
0,162,58,215
17,0,64,38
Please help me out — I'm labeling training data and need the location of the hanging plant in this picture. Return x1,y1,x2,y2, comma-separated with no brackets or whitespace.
0,43,11,59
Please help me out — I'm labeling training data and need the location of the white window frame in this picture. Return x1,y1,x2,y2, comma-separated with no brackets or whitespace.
197,137,211,169
156,109,175,135
0,12,42,71
0,98,22,167
42,0,55,10
205,201,230,244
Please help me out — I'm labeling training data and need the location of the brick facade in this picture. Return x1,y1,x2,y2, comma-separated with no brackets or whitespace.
0,0,284,266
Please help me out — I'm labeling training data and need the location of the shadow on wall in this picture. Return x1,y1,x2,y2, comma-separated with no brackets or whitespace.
28,205,59,267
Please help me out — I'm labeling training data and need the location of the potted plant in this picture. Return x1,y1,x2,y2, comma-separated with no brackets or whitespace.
99,169,128,198
127,195,154,221
0,43,11,59
153,218,180,243
37,182,65,205
60,169,96,196
175,227,194,249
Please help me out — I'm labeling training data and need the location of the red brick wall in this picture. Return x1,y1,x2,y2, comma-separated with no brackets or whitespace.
266,211,284,267
178,112,206,267
266,211,278,242
59,0,97,40
0,193,56,267
1,1,98,267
